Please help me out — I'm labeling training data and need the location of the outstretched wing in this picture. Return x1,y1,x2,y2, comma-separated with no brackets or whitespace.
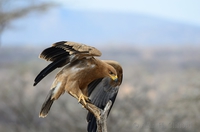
33,41,101,86
87,61,123,132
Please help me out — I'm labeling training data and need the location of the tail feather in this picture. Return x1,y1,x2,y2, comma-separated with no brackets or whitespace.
39,88,55,118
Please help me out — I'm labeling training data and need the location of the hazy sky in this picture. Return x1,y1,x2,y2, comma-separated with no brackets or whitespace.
56,0,200,26
2,0,200,46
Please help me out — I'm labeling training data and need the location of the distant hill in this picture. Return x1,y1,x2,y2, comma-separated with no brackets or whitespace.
58,10,200,46
2,10,200,47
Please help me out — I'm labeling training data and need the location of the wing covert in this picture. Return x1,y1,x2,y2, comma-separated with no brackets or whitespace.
40,41,101,61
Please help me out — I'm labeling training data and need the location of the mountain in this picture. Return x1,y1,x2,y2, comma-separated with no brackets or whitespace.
60,10,200,46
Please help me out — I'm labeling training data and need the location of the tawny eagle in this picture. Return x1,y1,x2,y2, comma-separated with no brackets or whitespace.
33,41,123,132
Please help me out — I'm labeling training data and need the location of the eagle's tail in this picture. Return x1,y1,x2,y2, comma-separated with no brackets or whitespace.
39,88,55,118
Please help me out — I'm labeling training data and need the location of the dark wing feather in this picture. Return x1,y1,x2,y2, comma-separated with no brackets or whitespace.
87,78,103,96
87,61,123,132
87,77,119,132
40,45,70,61
33,57,69,86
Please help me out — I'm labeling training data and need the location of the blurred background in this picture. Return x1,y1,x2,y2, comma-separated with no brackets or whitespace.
0,0,200,132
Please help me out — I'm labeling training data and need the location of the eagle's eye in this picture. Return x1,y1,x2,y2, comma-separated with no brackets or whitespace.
109,71,114,75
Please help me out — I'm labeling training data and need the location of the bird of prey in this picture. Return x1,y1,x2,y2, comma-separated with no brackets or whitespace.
33,41,123,132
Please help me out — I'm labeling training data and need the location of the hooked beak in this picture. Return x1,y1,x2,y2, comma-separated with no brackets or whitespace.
110,75,118,82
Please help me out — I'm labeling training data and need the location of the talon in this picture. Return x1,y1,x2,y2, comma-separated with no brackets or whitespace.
78,94,89,106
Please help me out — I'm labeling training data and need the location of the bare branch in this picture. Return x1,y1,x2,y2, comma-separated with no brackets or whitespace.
96,101,112,132
79,100,112,132
0,2,57,28
0,0,58,45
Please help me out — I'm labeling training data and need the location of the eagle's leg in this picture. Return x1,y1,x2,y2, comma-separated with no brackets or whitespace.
68,86,90,106
69,91,89,105
68,87,101,120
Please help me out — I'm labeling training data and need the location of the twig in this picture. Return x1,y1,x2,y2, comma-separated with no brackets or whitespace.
96,100,112,132
79,100,112,132
79,100,101,120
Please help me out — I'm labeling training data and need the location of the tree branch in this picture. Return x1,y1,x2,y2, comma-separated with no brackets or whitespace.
79,100,112,132
96,100,112,132
0,0,57,46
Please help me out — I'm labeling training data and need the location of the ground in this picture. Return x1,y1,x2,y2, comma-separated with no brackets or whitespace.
0,46,200,132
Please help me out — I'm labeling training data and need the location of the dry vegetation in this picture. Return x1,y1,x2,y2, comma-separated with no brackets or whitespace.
0,46,200,132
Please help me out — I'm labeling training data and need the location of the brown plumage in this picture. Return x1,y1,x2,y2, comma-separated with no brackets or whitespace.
33,41,123,132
